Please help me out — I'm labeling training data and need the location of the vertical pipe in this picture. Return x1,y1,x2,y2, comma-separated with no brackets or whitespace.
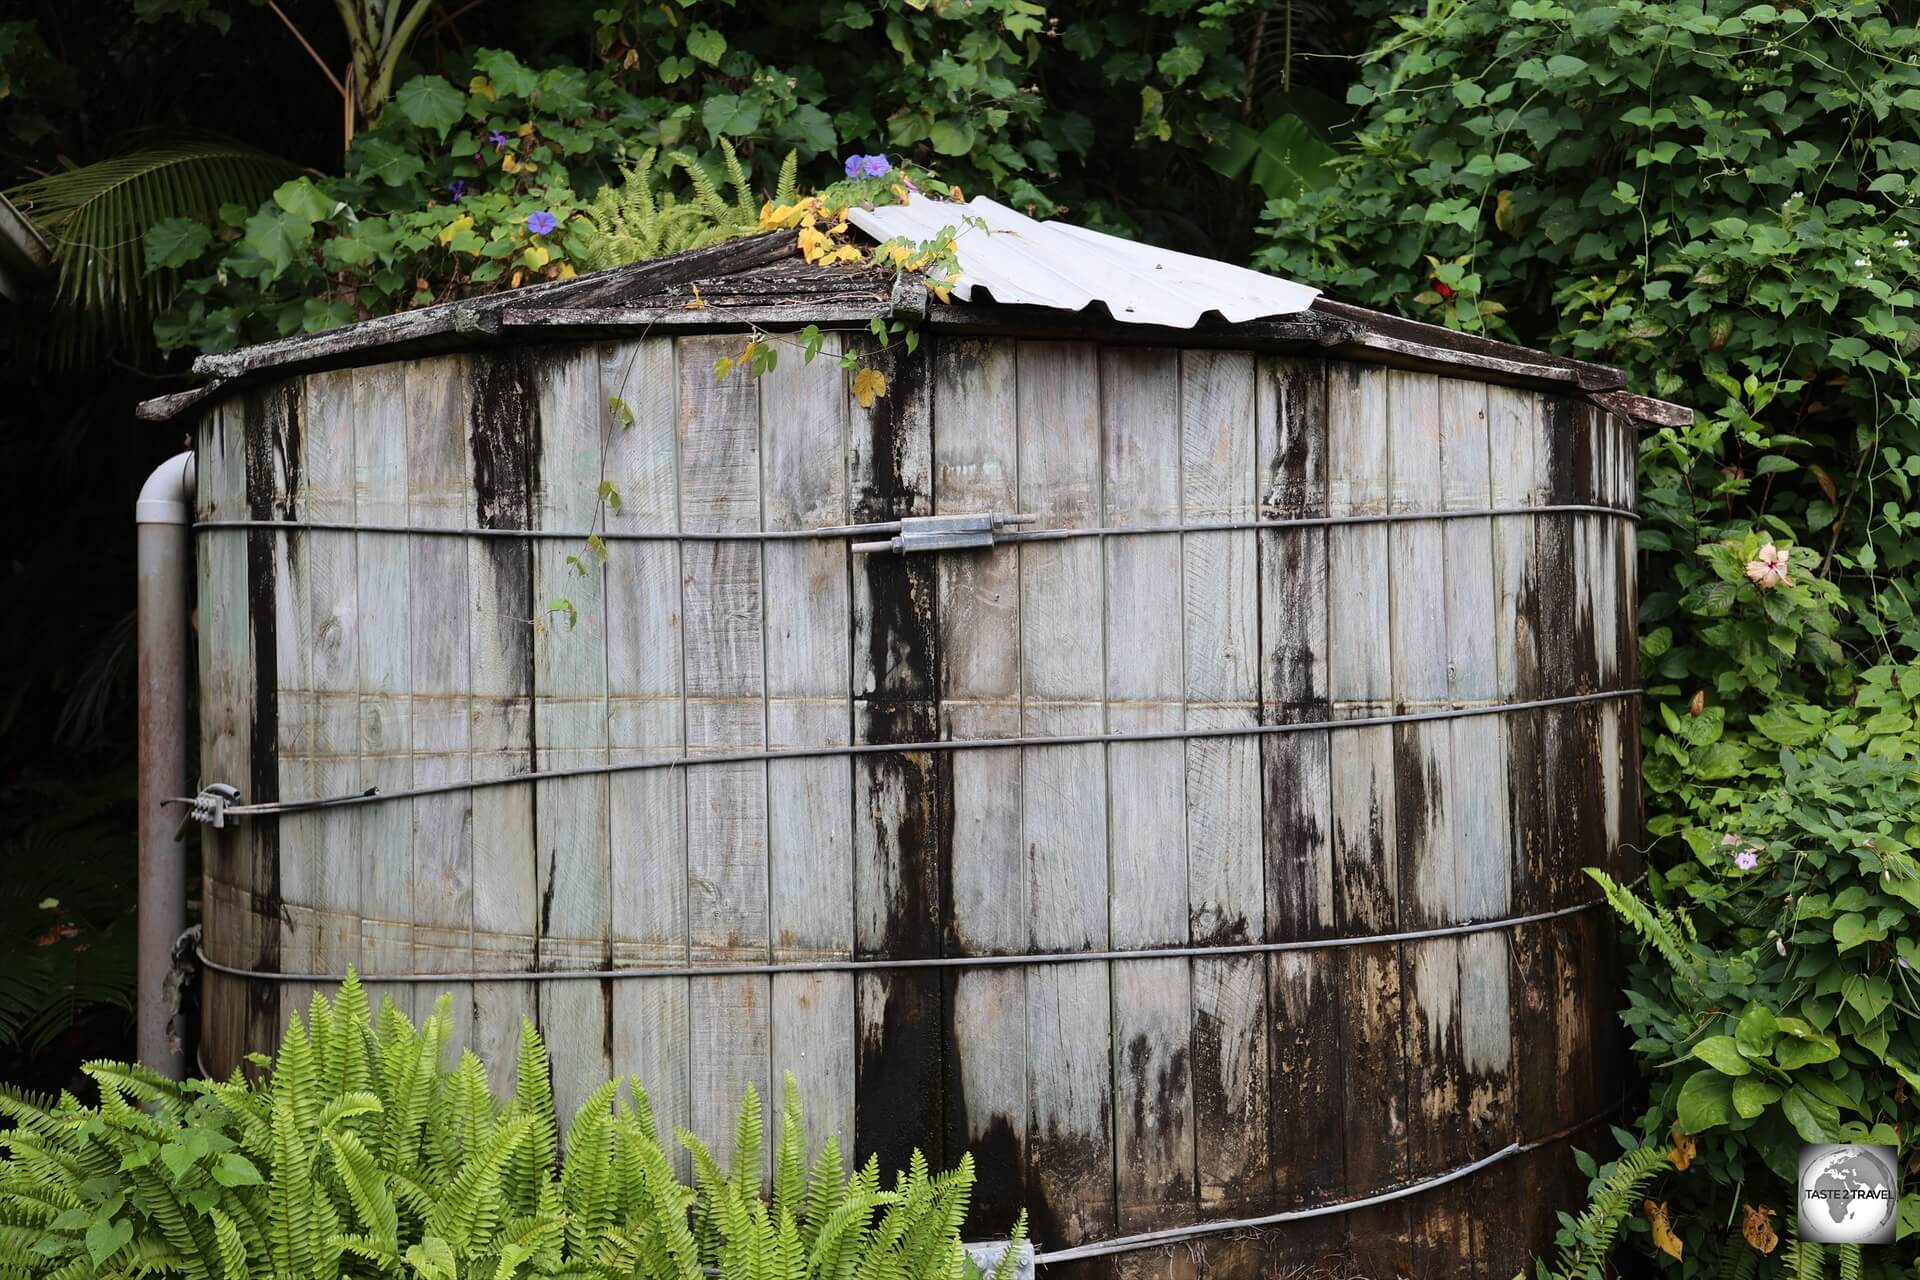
137,451,194,1078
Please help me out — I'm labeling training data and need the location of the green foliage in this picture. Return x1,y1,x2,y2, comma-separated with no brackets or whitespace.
1260,0,1920,656
5,136,295,365
581,142,794,270
1262,5,1920,1271
0,974,1023,1280
1539,1142,1674,1280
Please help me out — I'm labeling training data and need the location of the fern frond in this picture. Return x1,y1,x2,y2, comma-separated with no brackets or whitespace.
1545,1143,1672,1280
1586,868,1704,987
988,1212,1030,1280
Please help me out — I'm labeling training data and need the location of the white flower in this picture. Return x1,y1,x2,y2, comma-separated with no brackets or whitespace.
1746,543,1791,589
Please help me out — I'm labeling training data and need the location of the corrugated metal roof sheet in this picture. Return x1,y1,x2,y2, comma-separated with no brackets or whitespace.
846,194,1319,328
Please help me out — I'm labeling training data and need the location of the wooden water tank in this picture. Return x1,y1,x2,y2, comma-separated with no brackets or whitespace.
167,235,1670,1278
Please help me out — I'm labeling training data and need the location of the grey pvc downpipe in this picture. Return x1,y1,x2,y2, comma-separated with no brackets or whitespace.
136,451,193,1078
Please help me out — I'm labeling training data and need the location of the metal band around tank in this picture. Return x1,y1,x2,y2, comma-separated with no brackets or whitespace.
173,687,1641,821
1030,1098,1628,1266
189,500,1637,543
194,886,1623,985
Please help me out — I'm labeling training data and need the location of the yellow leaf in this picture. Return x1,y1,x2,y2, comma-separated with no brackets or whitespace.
1741,1204,1778,1256
852,367,888,409
468,75,495,101
741,339,765,366
1644,1201,1683,1261
436,214,474,247
558,263,576,279
948,185,964,200
798,226,831,263
830,220,848,235
890,183,908,201
1669,1127,1696,1172
515,122,534,137
830,244,863,264
509,268,525,288
501,153,520,174
713,356,735,381
928,283,952,304
1495,188,1520,234
521,244,550,269
886,244,912,266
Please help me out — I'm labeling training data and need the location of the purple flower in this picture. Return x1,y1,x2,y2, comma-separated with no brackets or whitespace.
1734,849,1759,871
490,131,510,148
844,153,866,178
860,154,892,178
526,210,557,236
448,179,467,201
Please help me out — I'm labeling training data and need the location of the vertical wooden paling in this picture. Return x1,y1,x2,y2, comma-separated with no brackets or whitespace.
1098,347,1192,1257
1324,363,1406,1276
1015,341,1114,1263
932,336,1028,1234
850,336,942,1175
289,370,360,1026
677,334,772,1163
353,364,414,1024
1178,350,1268,1267
759,334,855,1166
532,346,612,1124
1492,384,1560,1261
267,375,315,1025
1255,356,1346,1273
199,398,253,1071
239,386,294,1059
1438,373,1516,1277
466,352,538,1096
602,338,692,1171
407,356,475,1049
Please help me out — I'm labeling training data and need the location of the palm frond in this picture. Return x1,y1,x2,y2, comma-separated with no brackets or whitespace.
7,136,296,367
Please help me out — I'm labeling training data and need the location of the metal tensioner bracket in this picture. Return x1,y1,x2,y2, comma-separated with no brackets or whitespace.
168,783,243,835
852,512,1036,555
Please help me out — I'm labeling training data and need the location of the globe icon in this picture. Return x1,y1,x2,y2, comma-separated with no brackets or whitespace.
1799,1144,1898,1244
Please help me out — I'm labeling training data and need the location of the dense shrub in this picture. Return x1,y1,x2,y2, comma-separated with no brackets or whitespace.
0,975,1026,1280
1259,0,1920,1272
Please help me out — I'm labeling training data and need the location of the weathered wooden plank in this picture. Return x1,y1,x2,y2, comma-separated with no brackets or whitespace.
271,376,318,1023
601,338,691,1166
676,334,772,1161
691,973,773,1171
1325,362,1406,1278
198,398,254,1072
1025,961,1113,1253
243,385,295,1059
850,336,943,1175
1256,348,1336,1179
1179,350,1267,1236
760,332,855,1168
1098,347,1191,1235
352,364,414,1024
465,353,539,1095
406,356,474,1051
1016,341,1112,1251
1256,357,1330,726
1326,364,1391,718
1388,372,1464,1258
532,346,613,1123
932,336,1026,1229
287,370,360,1025
1438,377,1515,1207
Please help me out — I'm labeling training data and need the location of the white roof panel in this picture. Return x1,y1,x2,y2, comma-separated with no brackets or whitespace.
845,194,1319,328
